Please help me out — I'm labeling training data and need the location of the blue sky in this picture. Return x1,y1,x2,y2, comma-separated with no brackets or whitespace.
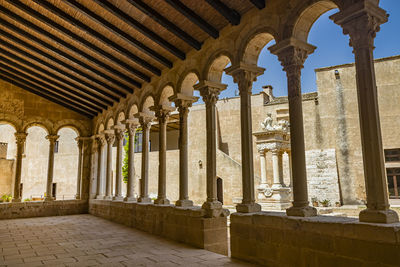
213,0,400,99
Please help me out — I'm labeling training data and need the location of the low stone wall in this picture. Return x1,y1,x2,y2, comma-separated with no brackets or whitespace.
231,212,400,266
0,200,88,220
89,199,228,255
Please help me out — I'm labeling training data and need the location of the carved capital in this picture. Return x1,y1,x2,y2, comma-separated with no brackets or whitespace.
225,64,264,95
114,128,125,142
46,134,59,144
152,105,175,124
330,1,388,50
14,132,27,145
96,135,106,147
75,138,84,150
104,133,115,145
194,81,227,107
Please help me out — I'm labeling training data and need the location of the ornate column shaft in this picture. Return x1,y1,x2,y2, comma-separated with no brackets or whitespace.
75,137,84,199
113,127,125,201
170,93,198,207
45,134,59,201
137,113,153,203
269,38,317,216
331,2,398,223
95,135,106,199
195,81,227,217
124,119,139,202
104,131,115,200
226,64,264,213
153,106,174,205
12,132,27,202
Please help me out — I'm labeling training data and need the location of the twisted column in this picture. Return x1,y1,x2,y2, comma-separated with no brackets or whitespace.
137,113,153,203
153,106,175,205
45,134,59,201
113,127,125,201
226,64,264,213
95,135,106,199
195,81,227,217
104,131,115,200
332,2,398,223
269,38,317,216
12,132,27,202
124,119,140,202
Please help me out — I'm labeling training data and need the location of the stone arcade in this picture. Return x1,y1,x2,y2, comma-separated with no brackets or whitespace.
0,0,399,266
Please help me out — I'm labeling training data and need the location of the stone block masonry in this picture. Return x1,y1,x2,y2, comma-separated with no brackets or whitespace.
89,199,228,255
231,212,400,266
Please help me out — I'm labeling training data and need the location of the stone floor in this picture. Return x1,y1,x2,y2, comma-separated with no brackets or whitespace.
0,214,255,267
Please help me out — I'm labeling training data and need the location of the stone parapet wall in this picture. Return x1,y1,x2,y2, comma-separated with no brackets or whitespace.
89,200,228,255
231,212,400,266
0,200,88,220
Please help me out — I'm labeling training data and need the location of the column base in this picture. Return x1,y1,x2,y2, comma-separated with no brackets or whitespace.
138,197,152,203
154,198,170,205
286,205,317,217
359,208,399,224
202,201,225,217
124,196,137,202
44,196,54,201
12,198,21,203
112,196,124,202
236,202,261,213
75,195,80,200
175,199,193,207
103,195,112,200
95,194,105,200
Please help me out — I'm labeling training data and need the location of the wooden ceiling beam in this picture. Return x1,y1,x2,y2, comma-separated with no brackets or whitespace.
5,0,149,83
33,0,161,76
0,72,95,118
0,7,136,93
126,0,202,50
0,25,119,105
250,0,266,9
0,64,101,113
0,55,107,110
205,0,241,25
0,41,120,103
93,0,185,60
64,0,172,68
165,0,219,39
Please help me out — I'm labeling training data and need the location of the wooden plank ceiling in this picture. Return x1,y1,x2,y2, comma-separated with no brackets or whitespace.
0,0,265,118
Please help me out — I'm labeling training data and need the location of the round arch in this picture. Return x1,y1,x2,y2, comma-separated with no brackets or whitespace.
127,104,139,119
158,84,175,106
140,94,155,113
97,123,105,134
105,117,114,130
177,71,200,96
23,122,51,135
204,50,234,83
115,111,126,125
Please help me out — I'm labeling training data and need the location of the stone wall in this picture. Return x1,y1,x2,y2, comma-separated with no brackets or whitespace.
231,212,400,266
0,158,14,196
89,200,228,255
0,200,88,220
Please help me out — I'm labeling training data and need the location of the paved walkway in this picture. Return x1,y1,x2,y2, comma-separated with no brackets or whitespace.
0,214,255,267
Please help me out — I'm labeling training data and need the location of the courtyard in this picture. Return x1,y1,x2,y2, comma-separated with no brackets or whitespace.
0,214,252,267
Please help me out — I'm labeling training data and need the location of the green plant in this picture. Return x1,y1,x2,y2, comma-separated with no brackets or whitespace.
122,128,141,184
311,197,319,207
23,198,32,202
320,199,331,207
1,194,12,202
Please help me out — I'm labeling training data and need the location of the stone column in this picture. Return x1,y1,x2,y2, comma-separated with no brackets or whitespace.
170,93,198,207
12,132,27,202
269,38,317,216
271,149,283,189
195,81,227,217
331,2,398,223
153,105,175,205
45,134,59,201
104,131,115,200
259,151,267,186
287,151,293,188
124,119,140,202
137,113,154,203
95,135,106,199
75,137,84,199
113,126,125,201
226,64,264,213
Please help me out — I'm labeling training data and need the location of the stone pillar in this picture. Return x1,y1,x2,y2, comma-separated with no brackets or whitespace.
95,135,106,199
194,81,227,217
331,2,398,223
271,150,283,189
153,105,175,205
124,119,140,202
12,132,27,202
104,131,115,200
45,134,59,201
170,93,198,207
113,126,125,201
287,151,293,188
75,137,84,199
259,151,267,185
226,63,264,213
137,113,154,203
269,38,317,217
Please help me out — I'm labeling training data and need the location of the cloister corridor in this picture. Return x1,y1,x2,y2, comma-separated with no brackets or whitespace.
0,215,252,267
